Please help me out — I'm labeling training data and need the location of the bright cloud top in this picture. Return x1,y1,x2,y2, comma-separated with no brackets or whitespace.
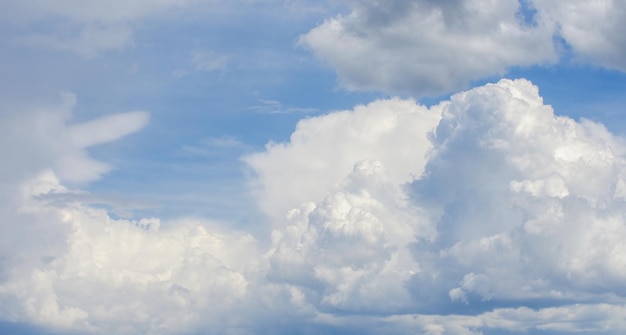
301,0,626,96
4,79,626,334
245,97,441,224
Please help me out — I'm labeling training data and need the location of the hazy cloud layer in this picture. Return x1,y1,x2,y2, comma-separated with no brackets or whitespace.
4,79,626,334
0,0,208,55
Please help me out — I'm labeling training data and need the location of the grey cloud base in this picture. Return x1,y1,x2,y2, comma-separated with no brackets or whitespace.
300,0,626,96
3,79,626,334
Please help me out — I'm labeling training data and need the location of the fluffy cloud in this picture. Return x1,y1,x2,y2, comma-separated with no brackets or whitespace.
244,97,441,224
266,160,422,313
409,78,626,306
300,0,626,96
533,0,626,71
1,172,258,334
256,78,626,332
300,0,558,96
5,79,626,334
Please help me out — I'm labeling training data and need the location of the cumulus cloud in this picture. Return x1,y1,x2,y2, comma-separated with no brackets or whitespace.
1,172,258,334
5,78,626,334
266,160,423,313
244,97,441,224
300,0,558,96
252,78,626,333
409,78,626,308
300,0,626,96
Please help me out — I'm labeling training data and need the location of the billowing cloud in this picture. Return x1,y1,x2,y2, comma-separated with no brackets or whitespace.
266,160,422,314
407,78,626,311
244,97,441,224
300,0,626,96
1,172,258,334
4,79,626,334
300,0,558,96
254,78,626,332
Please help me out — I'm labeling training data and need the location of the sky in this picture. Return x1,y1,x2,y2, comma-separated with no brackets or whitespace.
1,0,626,334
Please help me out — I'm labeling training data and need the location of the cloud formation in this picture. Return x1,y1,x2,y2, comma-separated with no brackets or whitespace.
409,78,626,310
259,79,626,334
4,79,626,334
1,172,257,334
0,93,149,186
534,0,626,71
1,0,210,55
244,97,441,224
300,0,626,96
300,0,557,96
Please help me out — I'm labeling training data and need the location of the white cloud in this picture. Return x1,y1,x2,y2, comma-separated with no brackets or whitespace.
533,0,626,71
266,160,422,313
244,97,441,224
254,78,626,332
5,79,626,334
394,79,626,315
0,92,149,186
0,173,258,334
300,0,558,96
300,0,626,96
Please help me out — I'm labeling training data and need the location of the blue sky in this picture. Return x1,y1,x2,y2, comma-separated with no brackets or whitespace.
2,1,626,334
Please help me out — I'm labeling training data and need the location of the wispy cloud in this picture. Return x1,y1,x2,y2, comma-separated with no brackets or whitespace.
248,98,318,114
172,49,229,77
180,135,247,158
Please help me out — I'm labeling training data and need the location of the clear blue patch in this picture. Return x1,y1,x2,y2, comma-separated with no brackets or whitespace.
516,0,539,27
